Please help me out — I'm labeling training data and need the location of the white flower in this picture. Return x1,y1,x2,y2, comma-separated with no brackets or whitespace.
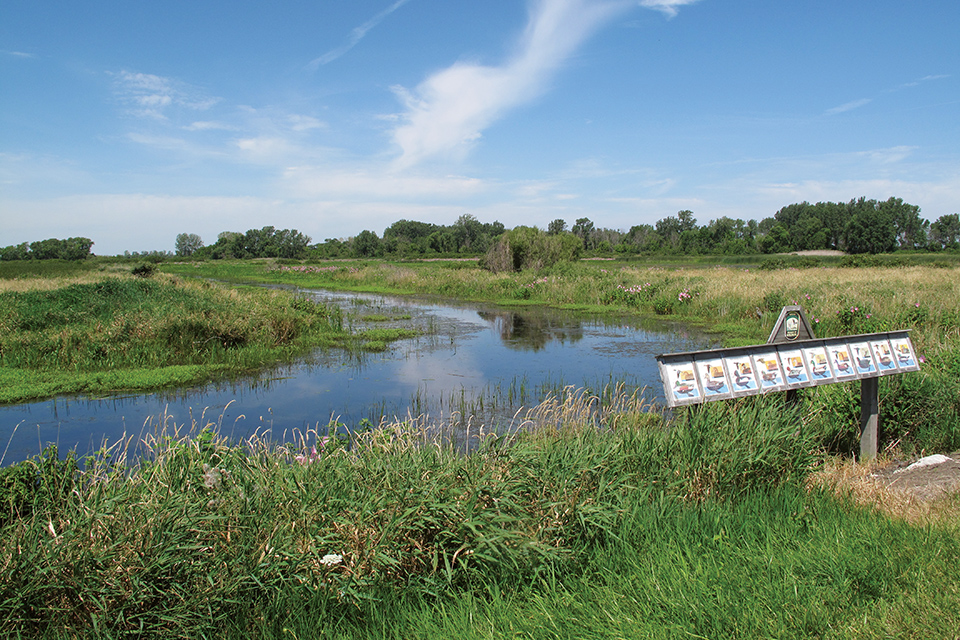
320,553,343,567
202,463,221,489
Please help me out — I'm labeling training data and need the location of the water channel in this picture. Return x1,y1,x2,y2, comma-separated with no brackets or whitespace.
0,289,715,464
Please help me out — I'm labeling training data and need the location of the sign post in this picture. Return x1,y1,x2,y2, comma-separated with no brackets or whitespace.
860,377,879,460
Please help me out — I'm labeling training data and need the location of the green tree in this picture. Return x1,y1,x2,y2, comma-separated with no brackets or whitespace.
572,217,595,250
929,213,960,250
59,237,94,260
29,238,63,260
353,230,382,257
0,243,30,261
879,197,926,249
757,223,789,254
547,219,567,235
843,198,896,254
175,233,204,257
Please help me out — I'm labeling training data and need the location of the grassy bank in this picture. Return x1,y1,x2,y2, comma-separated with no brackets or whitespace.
0,268,414,404
164,258,960,456
1,391,957,638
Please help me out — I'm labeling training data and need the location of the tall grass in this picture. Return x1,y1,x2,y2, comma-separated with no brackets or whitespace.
0,274,360,403
1,390,957,638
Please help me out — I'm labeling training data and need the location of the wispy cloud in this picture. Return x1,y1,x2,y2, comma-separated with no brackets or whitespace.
826,75,950,116
283,165,485,200
308,0,412,68
825,98,872,115
390,0,635,168
111,71,219,119
638,0,704,19
2,50,35,58
183,121,237,131
891,74,949,91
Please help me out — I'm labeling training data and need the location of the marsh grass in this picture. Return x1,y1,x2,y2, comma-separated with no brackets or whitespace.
1,390,957,639
0,273,385,403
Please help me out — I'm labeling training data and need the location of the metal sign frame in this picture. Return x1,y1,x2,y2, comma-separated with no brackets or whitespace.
657,330,918,409
656,306,920,460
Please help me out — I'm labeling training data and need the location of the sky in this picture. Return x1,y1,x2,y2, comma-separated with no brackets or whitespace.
2,0,958,255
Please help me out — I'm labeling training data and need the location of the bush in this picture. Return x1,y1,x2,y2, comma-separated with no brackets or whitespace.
481,227,581,273
131,263,157,277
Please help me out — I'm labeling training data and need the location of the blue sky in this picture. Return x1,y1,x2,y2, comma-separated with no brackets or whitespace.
2,0,958,255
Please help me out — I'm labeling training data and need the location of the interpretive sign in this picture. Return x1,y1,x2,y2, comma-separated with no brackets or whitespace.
657,330,918,408
656,306,920,460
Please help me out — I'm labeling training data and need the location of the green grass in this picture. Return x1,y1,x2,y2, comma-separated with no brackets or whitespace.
1,392,957,638
0,272,420,403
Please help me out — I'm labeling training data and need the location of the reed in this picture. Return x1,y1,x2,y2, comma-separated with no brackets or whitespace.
0,273,391,403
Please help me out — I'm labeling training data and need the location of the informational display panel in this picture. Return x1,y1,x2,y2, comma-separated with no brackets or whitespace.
657,330,918,408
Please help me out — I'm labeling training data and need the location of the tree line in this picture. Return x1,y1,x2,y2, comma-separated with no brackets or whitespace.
0,237,94,261
4,196,957,265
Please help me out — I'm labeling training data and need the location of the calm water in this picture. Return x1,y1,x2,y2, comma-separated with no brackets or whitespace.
0,290,714,463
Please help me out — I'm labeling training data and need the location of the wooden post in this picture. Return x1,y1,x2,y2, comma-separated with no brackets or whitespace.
860,377,879,461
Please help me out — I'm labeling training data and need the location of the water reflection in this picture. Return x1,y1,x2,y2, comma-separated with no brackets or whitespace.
0,289,713,464
478,309,584,351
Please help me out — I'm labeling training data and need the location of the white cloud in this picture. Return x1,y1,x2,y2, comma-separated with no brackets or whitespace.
183,121,236,131
638,0,704,19
824,98,872,115
112,71,219,119
234,136,299,162
282,166,485,200
308,0,413,68
390,0,631,168
286,114,326,131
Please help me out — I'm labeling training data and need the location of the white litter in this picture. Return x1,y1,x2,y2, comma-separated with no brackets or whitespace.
895,454,954,473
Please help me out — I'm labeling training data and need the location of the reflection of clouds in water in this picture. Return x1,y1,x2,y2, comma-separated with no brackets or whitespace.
395,350,486,397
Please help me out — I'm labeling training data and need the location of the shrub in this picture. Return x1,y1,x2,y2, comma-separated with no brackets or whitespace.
131,263,157,278
481,227,581,273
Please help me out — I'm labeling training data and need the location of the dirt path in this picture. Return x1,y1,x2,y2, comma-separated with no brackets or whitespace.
872,452,960,502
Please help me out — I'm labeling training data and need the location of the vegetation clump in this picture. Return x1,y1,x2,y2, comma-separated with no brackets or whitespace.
0,272,377,403
480,225,582,273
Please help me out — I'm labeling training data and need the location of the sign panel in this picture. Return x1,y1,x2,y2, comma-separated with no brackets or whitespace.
778,347,810,387
657,330,918,408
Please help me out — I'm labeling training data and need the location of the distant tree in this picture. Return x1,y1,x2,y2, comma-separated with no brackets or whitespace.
197,227,309,259
29,238,63,260
272,228,311,258
452,214,484,252
547,219,567,235
0,242,30,261
383,219,438,255
757,223,790,254
59,237,94,260
843,198,896,254
572,217,595,250
677,210,697,233
929,213,960,250
879,197,926,249
384,219,438,242
624,224,655,251
175,233,204,257
353,230,382,257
